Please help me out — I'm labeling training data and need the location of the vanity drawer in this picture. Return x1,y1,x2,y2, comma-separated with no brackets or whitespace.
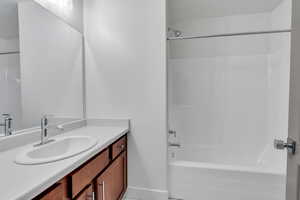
112,136,126,159
71,149,109,198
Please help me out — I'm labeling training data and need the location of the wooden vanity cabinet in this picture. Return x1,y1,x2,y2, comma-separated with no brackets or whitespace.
112,136,126,159
71,149,110,198
34,178,68,200
33,135,127,200
74,185,94,200
95,152,126,200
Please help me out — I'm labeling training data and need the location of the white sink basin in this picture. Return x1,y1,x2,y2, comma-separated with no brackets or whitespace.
15,136,98,165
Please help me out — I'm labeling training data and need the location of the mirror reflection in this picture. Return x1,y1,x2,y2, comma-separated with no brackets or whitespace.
0,0,84,136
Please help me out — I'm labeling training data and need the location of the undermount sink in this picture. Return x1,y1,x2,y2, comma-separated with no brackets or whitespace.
15,136,98,165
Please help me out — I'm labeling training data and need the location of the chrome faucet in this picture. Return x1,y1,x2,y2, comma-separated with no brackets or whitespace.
40,115,49,145
0,114,13,136
37,115,64,146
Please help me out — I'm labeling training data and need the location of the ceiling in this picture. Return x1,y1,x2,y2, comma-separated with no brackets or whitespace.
168,0,284,23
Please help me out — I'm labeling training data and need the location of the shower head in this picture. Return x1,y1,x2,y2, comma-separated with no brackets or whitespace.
168,27,182,37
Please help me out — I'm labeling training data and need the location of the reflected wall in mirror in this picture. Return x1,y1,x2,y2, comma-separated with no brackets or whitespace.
0,0,84,136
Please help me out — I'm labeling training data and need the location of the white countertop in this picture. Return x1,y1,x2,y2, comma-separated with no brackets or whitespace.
0,125,129,200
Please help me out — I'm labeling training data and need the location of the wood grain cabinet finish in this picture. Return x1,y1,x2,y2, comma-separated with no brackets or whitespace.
39,184,64,200
34,178,68,200
71,149,109,198
74,185,94,200
95,152,126,200
32,135,127,200
112,137,126,159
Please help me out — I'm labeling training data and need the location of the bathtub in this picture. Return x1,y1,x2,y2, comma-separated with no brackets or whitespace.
168,160,286,200
168,145,286,200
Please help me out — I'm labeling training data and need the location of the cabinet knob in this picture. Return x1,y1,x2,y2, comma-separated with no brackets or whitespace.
118,144,125,150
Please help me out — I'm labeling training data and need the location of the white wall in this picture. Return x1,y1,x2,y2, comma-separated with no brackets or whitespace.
169,13,271,36
262,0,291,171
0,38,19,53
0,0,21,134
0,0,84,133
168,0,291,36
0,0,20,51
168,0,284,22
271,0,292,29
84,0,168,199
34,0,83,32
168,0,291,169
0,54,22,134
18,1,83,128
168,34,271,165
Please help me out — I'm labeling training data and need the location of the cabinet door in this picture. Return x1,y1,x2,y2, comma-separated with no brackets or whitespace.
71,149,109,198
96,152,126,200
35,178,68,200
75,184,94,200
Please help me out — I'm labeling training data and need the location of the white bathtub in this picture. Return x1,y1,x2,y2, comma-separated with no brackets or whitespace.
168,160,286,200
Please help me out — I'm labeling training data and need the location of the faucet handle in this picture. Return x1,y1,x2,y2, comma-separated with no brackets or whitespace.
169,129,177,137
2,114,11,119
41,114,55,126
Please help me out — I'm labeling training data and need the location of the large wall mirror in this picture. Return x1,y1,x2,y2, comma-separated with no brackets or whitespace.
0,0,84,136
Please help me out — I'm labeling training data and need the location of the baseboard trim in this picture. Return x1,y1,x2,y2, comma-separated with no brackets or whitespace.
125,186,168,200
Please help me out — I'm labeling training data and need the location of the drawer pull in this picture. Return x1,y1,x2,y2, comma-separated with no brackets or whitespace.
98,181,105,200
86,192,94,200
117,144,125,150
71,149,109,198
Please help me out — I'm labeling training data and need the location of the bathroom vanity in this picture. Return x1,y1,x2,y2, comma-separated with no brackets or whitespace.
0,121,129,200
34,135,127,200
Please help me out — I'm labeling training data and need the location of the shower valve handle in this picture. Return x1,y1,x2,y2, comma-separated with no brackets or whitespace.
274,138,296,155
169,130,177,137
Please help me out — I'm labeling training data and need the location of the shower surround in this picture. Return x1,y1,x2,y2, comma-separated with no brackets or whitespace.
167,0,291,199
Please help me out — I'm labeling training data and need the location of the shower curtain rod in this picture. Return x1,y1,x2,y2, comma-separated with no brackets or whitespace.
0,51,20,55
167,29,292,40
